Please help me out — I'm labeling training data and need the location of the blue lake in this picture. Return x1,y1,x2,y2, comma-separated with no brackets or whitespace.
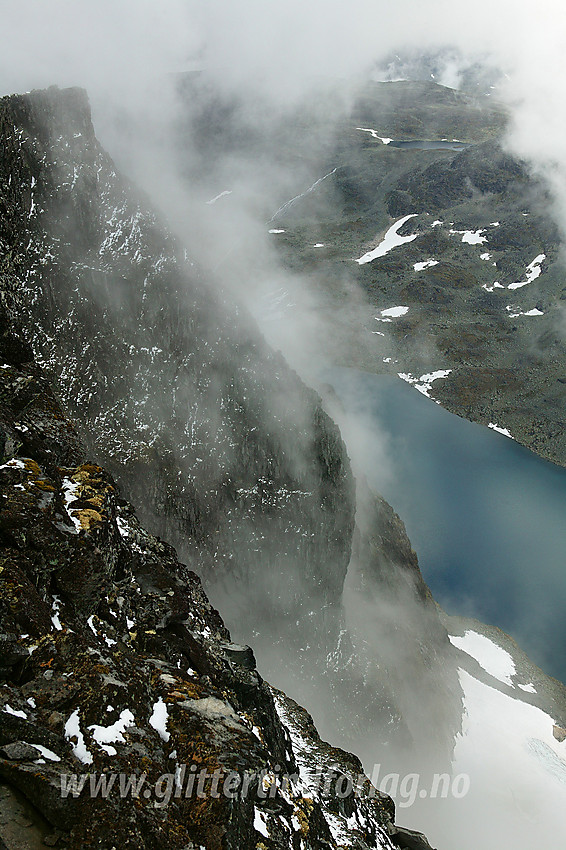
328,369,566,683
388,139,470,151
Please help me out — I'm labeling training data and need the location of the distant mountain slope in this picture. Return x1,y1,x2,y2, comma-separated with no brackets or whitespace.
186,78,566,466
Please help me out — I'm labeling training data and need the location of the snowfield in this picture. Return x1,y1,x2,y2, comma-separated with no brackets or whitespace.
450,667,566,848
508,255,545,290
424,627,566,850
449,631,516,686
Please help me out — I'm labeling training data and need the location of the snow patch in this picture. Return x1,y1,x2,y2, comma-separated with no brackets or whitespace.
254,808,269,838
398,370,452,400
61,477,82,533
488,423,514,439
116,516,130,537
355,127,392,144
450,228,487,245
3,704,27,719
89,709,135,756
149,697,170,742
206,190,232,205
51,596,63,631
413,259,439,271
508,255,545,290
506,306,544,317
65,710,93,765
29,744,61,762
356,214,418,264
0,458,25,471
379,306,409,318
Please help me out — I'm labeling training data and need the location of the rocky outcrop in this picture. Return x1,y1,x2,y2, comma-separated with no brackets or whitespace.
0,83,457,755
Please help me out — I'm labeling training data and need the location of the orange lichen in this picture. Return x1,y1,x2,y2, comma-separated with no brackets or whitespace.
294,798,314,836
76,508,104,531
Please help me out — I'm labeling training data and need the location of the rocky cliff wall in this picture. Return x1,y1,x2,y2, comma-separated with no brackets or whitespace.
0,306,418,849
0,86,460,808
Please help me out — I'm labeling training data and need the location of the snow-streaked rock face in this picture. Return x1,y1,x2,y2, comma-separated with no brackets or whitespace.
0,86,355,628
0,85,460,770
272,688,398,850
0,86,451,847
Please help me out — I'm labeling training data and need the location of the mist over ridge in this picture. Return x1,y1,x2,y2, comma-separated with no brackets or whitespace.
1,3,566,850
1,1,565,236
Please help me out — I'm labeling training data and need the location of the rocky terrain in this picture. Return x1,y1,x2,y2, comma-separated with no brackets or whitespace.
0,85,461,757
0,86,452,848
0,303,417,849
331,83,566,466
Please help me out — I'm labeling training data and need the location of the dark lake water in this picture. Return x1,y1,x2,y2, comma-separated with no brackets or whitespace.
328,369,566,683
389,140,470,151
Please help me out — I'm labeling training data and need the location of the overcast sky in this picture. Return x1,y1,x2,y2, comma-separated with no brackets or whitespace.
1,1,564,221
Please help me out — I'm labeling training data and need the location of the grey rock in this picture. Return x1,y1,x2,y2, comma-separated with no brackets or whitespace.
220,642,256,670
0,84,444,850
0,743,39,762
391,825,436,850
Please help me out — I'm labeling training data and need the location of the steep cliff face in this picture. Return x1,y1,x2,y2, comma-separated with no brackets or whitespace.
0,86,355,625
0,85,462,846
0,84,457,754
344,483,460,767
